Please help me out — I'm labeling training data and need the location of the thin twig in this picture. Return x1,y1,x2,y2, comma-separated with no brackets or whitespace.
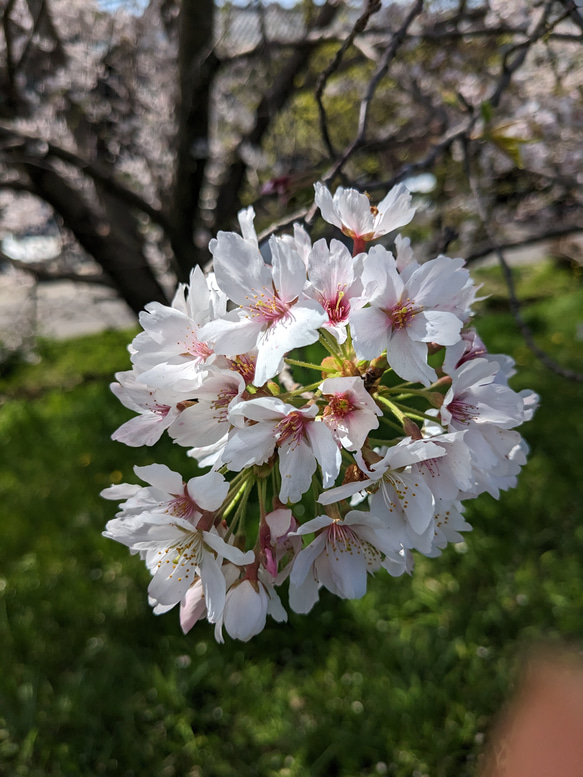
315,0,382,159
463,137,583,384
305,0,424,226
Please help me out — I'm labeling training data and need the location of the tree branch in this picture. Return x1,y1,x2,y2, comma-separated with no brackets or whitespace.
214,0,341,233
315,0,382,159
464,226,583,265
0,247,113,287
0,124,172,233
462,136,583,384
169,0,219,280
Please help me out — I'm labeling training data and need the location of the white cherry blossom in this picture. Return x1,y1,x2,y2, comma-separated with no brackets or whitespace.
320,375,382,450
314,182,415,246
350,246,470,386
289,511,410,614
305,238,365,343
103,467,254,620
200,213,326,387
224,397,341,503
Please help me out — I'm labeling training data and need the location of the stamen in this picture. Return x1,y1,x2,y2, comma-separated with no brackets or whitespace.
274,412,306,449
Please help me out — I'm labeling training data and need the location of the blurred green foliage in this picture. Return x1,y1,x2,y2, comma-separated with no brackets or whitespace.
0,259,582,777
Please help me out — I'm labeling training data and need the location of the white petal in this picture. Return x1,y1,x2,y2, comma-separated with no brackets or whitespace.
278,438,316,503
203,531,255,566
199,553,227,623
350,307,390,361
314,182,342,230
222,425,276,470
186,472,229,512
134,463,183,495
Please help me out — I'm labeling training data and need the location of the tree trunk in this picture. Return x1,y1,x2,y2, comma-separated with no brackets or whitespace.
24,163,170,316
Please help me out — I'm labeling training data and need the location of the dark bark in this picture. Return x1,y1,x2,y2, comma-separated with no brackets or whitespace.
214,0,341,233
169,0,219,280
23,163,170,316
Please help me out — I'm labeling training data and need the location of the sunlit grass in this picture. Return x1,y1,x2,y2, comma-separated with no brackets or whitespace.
0,260,582,776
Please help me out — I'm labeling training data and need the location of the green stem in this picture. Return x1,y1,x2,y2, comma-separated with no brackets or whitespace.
224,479,254,541
367,437,400,447
319,332,343,366
375,394,407,423
285,357,337,373
389,399,440,424
378,414,406,434
279,379,323,400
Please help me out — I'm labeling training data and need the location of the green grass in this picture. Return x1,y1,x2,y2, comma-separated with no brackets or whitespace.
0,260,582,776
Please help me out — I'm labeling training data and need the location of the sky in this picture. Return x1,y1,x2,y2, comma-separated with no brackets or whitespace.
97,0,329,12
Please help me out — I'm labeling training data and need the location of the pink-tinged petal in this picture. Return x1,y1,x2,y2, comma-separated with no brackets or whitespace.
308,238,355,296
230,396,305,424
169,402,228,448
186,472,229,512
180,580,206,634
270,236,307,302
361,245,402,306
148,547,200,606
199,310,263,357
278,437,316,503
209,231,271,305
222,423,277,471
385,330,436,386
265,508,294,539
253,300,326,386
134,463,183,495
341,410,380,451
135,360,210,391
350,307,390,361
202,531,255,566
112,413,170,447
199,552,227,623
374,183,415,236
407,255,467,307
407,310,462,346
305,420,341,488
336,188,374,237
314,182,342,230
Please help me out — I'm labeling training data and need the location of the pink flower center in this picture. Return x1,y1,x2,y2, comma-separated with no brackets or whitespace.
448,398,478,425
325,522,381,568
274,411,307,449
324,392,355,420
152,403,171,417
181,325,213,362
211,388,238,423
167,485,199,522
245,287,294,325
228,353,256,384
386,299,420,330
323,288,350,325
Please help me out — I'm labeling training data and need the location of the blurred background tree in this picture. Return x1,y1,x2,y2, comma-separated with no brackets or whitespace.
0,0,582,315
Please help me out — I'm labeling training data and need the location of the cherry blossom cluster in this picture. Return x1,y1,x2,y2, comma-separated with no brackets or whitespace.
102,182,537,642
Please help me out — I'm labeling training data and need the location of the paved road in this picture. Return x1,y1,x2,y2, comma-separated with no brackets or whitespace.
0,269,136,348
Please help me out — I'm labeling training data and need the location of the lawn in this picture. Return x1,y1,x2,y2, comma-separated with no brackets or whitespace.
0,258,582,777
